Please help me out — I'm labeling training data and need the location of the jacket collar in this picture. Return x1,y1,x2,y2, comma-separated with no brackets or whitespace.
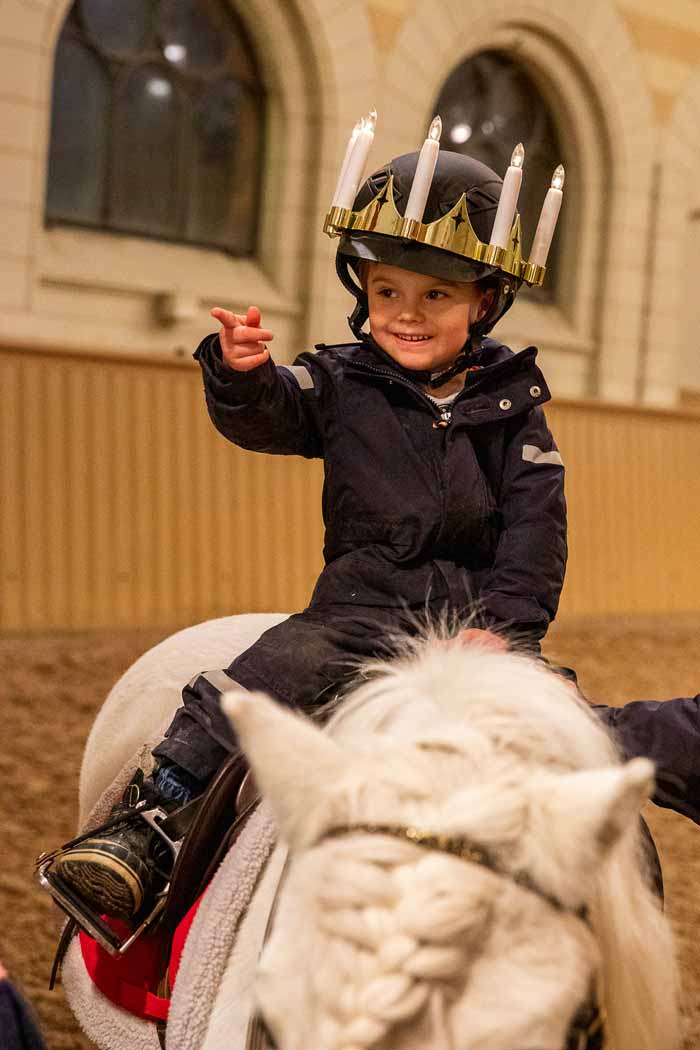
355,333,480,389
347,334,538,384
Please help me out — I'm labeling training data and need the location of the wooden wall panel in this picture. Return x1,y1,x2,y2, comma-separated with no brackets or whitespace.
0,349,325,630
547,402,700,617
3,347,700,630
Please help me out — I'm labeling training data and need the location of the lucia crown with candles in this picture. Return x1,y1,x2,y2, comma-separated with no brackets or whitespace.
325,110,565,339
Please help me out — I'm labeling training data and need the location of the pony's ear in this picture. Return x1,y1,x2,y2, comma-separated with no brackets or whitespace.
525,757,655,906
223,690,349,848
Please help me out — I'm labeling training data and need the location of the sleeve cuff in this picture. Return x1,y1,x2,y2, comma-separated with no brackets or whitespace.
193,332,236,383
479,595,549,643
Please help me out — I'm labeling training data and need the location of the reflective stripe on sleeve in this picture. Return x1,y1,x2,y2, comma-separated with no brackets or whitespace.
522,444,564,467
279,365,314,390
187,669,242,694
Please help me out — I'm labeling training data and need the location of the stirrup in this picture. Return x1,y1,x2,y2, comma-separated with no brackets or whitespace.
35,799,187,956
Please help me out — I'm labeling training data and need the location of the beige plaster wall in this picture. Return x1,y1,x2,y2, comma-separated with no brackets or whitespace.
359,0,700,404
0,0,378,367
615,0,700,120
364,0,700,119
0,0,698,401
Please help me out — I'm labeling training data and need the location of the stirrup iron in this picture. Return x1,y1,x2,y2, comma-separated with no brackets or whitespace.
35,800,180,957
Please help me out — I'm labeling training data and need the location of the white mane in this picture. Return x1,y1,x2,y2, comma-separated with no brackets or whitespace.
225,640,680,1050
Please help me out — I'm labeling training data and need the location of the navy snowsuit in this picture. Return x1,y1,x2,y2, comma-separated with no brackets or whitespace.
154,332,566,774
153,332,700,825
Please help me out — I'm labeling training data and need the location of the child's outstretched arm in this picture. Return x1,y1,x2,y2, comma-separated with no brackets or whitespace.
193,304,324,459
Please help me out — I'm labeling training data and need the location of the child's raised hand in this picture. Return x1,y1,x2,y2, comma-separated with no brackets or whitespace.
211,305,274,372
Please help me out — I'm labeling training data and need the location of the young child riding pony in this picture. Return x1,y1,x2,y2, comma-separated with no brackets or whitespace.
41,133,700,944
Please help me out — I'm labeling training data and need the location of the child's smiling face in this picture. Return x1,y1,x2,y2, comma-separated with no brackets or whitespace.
365,262,493,374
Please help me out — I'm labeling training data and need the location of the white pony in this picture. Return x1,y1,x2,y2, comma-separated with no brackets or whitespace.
65,614,679,1050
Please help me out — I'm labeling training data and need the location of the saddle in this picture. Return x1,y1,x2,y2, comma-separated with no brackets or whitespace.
39,752,257,1014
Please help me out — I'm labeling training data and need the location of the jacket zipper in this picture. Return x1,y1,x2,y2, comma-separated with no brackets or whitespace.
348,356,514,429
347,360,454,427
347,361,454,533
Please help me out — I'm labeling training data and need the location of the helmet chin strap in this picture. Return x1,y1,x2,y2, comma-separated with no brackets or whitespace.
425,348,473,388
348,298,369,340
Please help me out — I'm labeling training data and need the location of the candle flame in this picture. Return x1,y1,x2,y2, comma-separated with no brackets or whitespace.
367,108,378,131
429,115,442,141
511,142,525,168
551,164,565,190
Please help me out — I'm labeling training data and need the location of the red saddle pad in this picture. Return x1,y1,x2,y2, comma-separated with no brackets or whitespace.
79,891,203,1022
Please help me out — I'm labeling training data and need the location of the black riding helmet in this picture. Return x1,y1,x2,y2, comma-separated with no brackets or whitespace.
336,151,522,356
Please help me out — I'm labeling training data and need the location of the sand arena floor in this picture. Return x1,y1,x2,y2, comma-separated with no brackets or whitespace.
1,616,699,1049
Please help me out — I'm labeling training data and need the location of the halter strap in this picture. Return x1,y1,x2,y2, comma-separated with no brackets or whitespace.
324,822,571,915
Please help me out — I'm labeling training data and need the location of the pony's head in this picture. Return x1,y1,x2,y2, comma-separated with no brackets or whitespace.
224,641,679,1050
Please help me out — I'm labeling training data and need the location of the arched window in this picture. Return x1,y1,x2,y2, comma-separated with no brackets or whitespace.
45,0,265,254
434,51,567,301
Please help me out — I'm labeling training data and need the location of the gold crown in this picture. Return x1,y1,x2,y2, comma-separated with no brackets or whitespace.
323,174,545,287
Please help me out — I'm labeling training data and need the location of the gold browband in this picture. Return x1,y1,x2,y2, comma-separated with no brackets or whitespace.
323,175,546,288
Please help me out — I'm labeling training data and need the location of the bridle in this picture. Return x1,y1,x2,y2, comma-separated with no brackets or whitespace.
246,823,605,1050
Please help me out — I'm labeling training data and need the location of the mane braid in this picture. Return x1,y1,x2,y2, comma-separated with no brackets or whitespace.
323,823,571,914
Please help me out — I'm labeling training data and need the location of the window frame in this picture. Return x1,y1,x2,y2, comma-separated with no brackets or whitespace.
44,0,267,256
434,48,568,306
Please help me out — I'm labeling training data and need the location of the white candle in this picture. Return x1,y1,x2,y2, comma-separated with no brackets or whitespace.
404,116,442,223
530,164,565,268
489,143,525,249
331,118,363,207
335,109,377,211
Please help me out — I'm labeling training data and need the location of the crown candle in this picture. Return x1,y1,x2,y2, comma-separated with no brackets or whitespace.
331,118,363,207
530,164,565,268
404,116,442,223
490,143,525,250
334,109,377,211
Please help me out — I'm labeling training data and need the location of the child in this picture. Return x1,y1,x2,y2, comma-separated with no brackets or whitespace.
46,148,695,931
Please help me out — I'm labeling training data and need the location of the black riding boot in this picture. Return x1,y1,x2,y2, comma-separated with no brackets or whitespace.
51,765,202,921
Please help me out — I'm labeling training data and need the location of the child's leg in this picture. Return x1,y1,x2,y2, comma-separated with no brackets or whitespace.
148,607,388,793
51,606,403,920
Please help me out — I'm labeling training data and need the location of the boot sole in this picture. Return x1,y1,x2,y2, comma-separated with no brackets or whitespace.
54,840,146,920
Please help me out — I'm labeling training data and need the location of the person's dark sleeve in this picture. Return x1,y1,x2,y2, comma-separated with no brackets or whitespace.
193,333,324,458
593,696,700,823
479,406,567,643
0,978,45,1050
